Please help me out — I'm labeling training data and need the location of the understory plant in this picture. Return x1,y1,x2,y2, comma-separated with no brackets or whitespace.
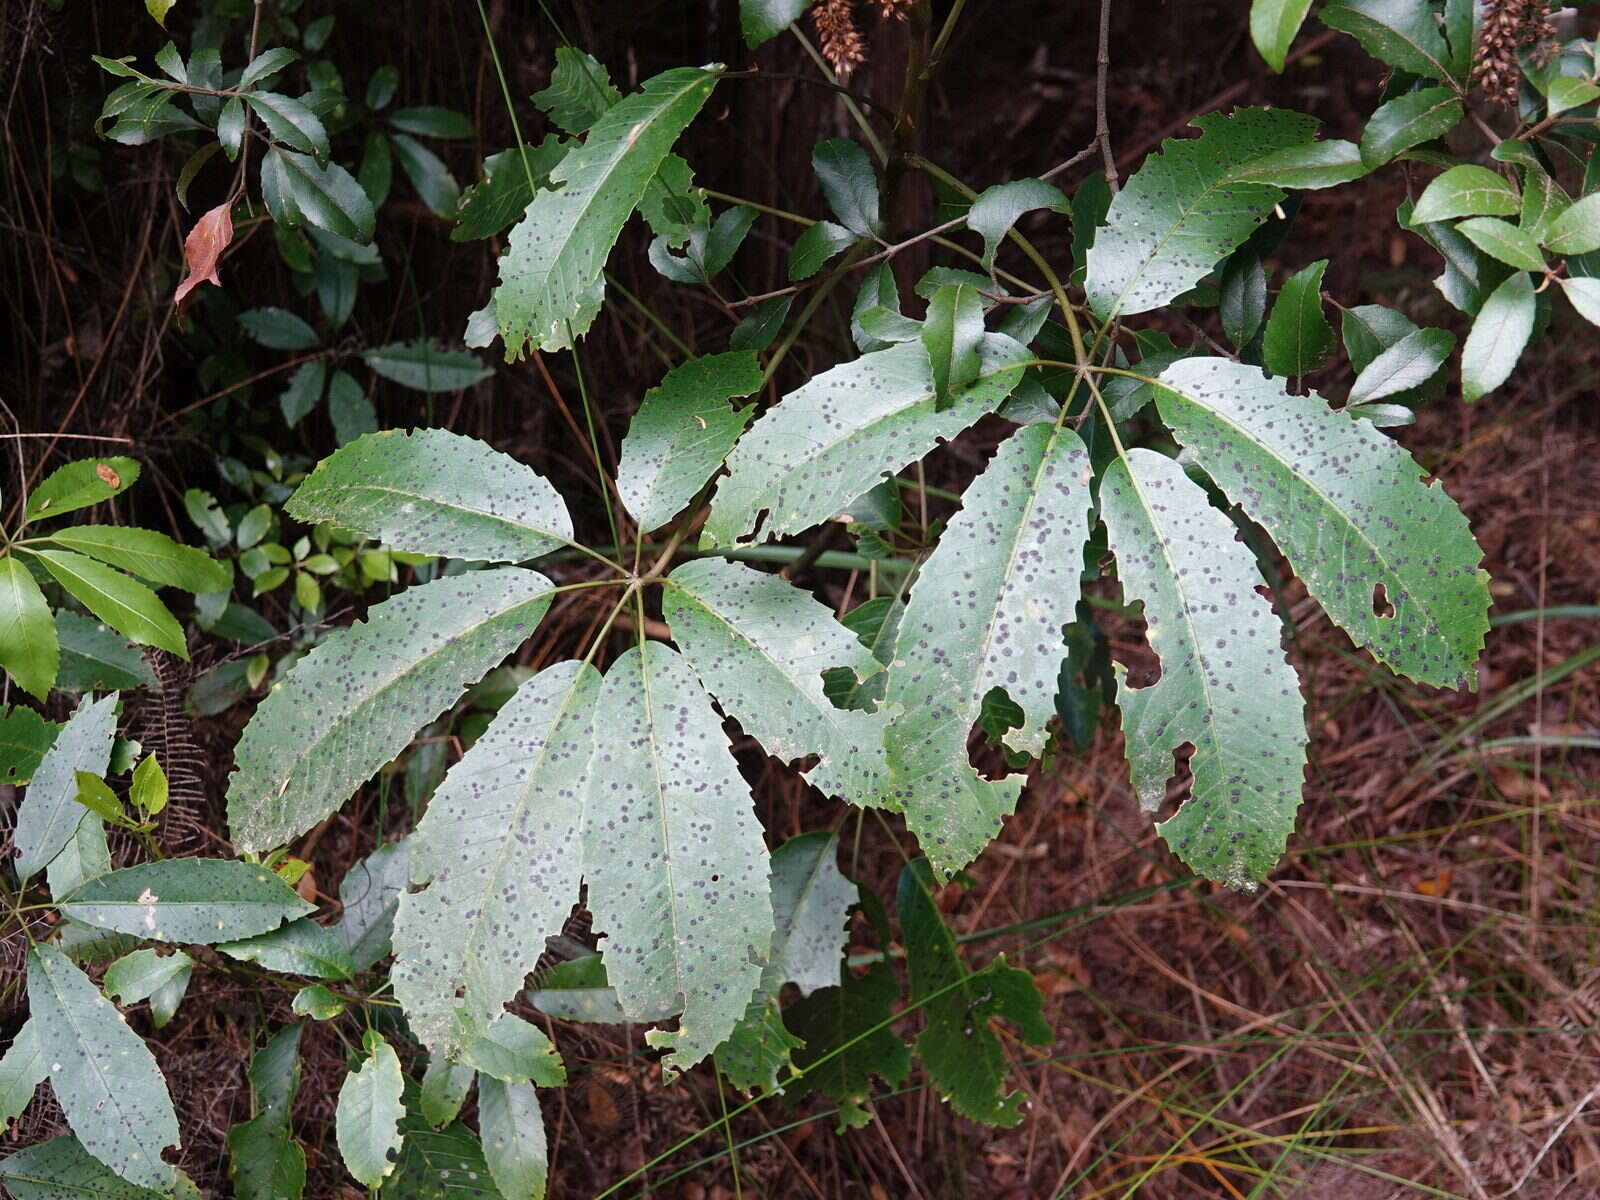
5,0,1596,1194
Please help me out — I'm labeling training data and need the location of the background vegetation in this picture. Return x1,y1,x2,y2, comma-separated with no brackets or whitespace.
2,1,1598,1196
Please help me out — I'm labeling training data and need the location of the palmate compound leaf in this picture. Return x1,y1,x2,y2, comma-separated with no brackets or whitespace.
663,558,889,804
1085,108,1319,320
392,661,599,1057
897,860,1052,1126
614,351,764,533
1100,450,1308,888
26,943,179,1191
1154,358,1490,689
494,66,721,358
582,642,771,1075
714,832,855,1092
228,568,557,852
284,429,573,563
702,334,1030,547
884,424,1095,879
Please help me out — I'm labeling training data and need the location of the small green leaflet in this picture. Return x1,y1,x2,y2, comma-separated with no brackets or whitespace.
1250,0,1315,71
103,947,193,1004
12,693,117,884
219,918,356,979
703,334,1030,546
459,1016,565,1086
228,568,557,851
34,549,186,657
1410,165,1520,224
1321,0,1457,82
812,139,881,239
27,944,179,1191
337,1033,405,1187
582,642,771,1074
1261,258,1333,376
614,351,763,533
363,342,492,393
0,1135,181,1200
967,178,1067,270
495,66,720,358
0,556,57,701
285,429,574,563
1155,358,1490,688
739,0,809,47
1348,327,1455,405
1086,108,1318,319
477,1078,549,1200
885,425,1094,878
897,861,1051,1126
714,833,855,1092
1462,271,1536,402
23,457,140,525
1101,450,1307,887
921,283,985,409
227,1024,306,1200
42,526,230,593
58,859,313,943
393,661,599,1057
1358,88,1462,168
663,558,889,804
0,1019,46,1126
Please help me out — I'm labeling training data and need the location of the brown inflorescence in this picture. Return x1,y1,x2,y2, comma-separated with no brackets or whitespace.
813,0,867,77
1474,0,1558,104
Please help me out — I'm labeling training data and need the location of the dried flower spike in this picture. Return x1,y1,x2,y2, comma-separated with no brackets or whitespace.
814,0,866,77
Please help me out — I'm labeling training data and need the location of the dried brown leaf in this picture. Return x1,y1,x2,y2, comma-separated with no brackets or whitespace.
174,201,234,305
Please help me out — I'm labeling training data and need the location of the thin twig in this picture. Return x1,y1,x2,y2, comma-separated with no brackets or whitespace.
1095,0,1119,191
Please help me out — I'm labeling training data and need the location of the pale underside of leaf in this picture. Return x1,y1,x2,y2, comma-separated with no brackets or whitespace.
11,693,118,884
581,642,770,1074
27,944,179,1192
1101,450,1307,889
392,660,599,1057
1086,108,1318,320
495,67,720,358
885,424,1094,879
336,1039,405,1186
285,428,574,562
227,568,556,852
663,558,888,804
703,334,1030,547
1155,358,1489,689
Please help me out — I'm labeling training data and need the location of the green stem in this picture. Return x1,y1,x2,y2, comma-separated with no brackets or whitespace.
790,28,890,166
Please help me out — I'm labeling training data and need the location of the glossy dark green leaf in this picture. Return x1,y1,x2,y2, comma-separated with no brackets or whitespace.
239,306,320,350
740,0,809,46
1219,251,1267,348
261,148,376,242
1411,164,1520,224
388,106,474,139
897,860,1051,1126
1262,258,1334,376
279,357,327,426
220,918,356,979
451,137,568,242
1542,192,1600,255
34,550,186,656
813,138,881,238
24,457,140,525
0,556,57,700
1321,0,1457,81
1348,327,1455,404
921,282,985,409
788,219,859,280
244,92,328,158
531,47,620,136
1359,88,1462,168
1251,0,1315,71
55,611,157,692
44,527,229,593
0,705,60,785
239,47,300,89
1461,271,1536,401
392,133,460,217
1456,216,1545,271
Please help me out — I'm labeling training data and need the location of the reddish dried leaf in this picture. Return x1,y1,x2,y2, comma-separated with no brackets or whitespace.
174,201,234,304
